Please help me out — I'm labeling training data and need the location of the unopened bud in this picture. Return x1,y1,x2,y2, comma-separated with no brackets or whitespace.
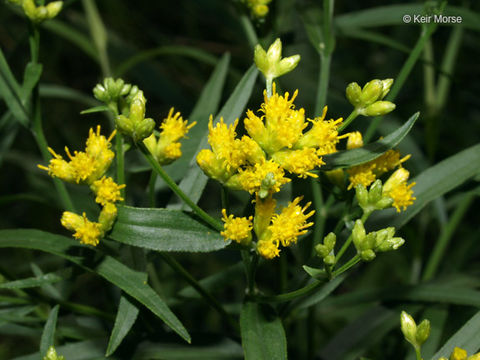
360,80,383,107
134,118,155,142
368,180,383,204
46,1,62,19
347,131,363,149
346,82,362,108
364,101,396,116
277,55,301,77
115,115,134,135
355,184,369,208
352,220,366,249
254,38,300,80
380,78,394,99
415,319,431,346
360,249,376,261
43,346,65,360
98,203,118,232
400,311,417,347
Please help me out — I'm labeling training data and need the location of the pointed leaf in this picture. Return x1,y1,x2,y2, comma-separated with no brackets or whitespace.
240,302,287,360
40,305,59,357
106,296,139,356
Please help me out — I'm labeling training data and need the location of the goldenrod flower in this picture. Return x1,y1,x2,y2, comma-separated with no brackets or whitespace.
347,163,377,190
98,202,118,232
38,126,115,185
272,148,324,178
236,159,290,195
91,176,125,205
257,238,280,259
383,168,416,212
295,106,345,155
440,346,480,360
268,196,314,247
221,209,253,246
245,87,306,154
61,211,102,246
143,108,196,165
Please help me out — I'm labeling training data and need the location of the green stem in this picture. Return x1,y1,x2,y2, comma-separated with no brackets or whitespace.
422,192,475,281
332,254,361,277
334,210,371,265
364,20,440,142
337,109,359,133
415,346,422,360
256,279,326,303
147,171,157,207
116,133,125,200
159,253,238,332
28,23,75,212
220,186,229,212
266,76,273,98
241,250,258,295
138,142,222,231
239,13,258,49
314,53,331,115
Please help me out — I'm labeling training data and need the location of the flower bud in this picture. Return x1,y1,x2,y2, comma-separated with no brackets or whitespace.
352,220,366,249
253,4,269,17
60,211,84,232
347,131,363,149
46,1,63,19
377,237,405,252
115,114,134,134
383,168,410,194
43,346,65,360
324,254,335,265
415,319,431,346
346,82,362,108
380,78,394,99
375,196,394,210
277,55,301,77
368,179,383,204
134,117,155,142
400,311,417,347
360,249,376,261
266,38,282,64
364,101,396,116
360,80,383,107
98,203,118,232
355,184,369,209
254,39,300,80
315,232,336,263
93,84,109,103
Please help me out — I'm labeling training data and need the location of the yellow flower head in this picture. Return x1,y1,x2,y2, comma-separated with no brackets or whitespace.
245,86,306,154
272,148,324,178
347,163,377,190
91,176,125,205
373,150,410,175
347,131,364,149
296,106,345,155
61,211,102,246
257,238,280,259
160,108,196,142
383,168,416,212
143,108,195,165
221,209,253,246
268,196,314,247
39,126,115,184
237,159,290,195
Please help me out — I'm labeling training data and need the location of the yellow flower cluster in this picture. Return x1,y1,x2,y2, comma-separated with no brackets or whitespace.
201,86,342,259
438,347,480,360
221,195,314,259
198,86,344,197
39,126,124,246
143,108,196,165
346,131,415,212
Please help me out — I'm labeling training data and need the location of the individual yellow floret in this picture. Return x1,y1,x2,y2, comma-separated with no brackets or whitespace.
272,148,324,178
268,196,314,247
257,238,280,259
90,176,125,205
61,211,102,246
383,168,416,212
221,209,253,246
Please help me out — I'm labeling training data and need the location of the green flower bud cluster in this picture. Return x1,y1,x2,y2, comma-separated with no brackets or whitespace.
346,79,396,117
43,346,65,360
315,232,336,265
115,91,155,143
93,77,140,115
254,39,301,82
352,220,404,261
400,311,431,353
9,0,63,23
355,180,394,214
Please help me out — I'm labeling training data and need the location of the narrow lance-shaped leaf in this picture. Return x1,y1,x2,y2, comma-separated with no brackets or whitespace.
106,295,139,357
109,205,227,252
322,112,418,170
240,301,287,360
0,229,191,343
40,305,59,357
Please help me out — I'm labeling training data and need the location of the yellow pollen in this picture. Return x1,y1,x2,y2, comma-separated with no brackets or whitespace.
221,209,253,245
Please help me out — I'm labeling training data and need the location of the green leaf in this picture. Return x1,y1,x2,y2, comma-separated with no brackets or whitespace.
322,112,418,170
21,62,43,100
109,206,226,252
0,229,191,343
40,84,99,108
169,65,258,209
0,270,67,289
374,142,480,229
0,48,29,126
40,305,59,357
431,310,480,359
296,274,347,310
80,105,110,115
303,265,327,280
240,302,287,360
166,53,230,180
106,296,139,356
